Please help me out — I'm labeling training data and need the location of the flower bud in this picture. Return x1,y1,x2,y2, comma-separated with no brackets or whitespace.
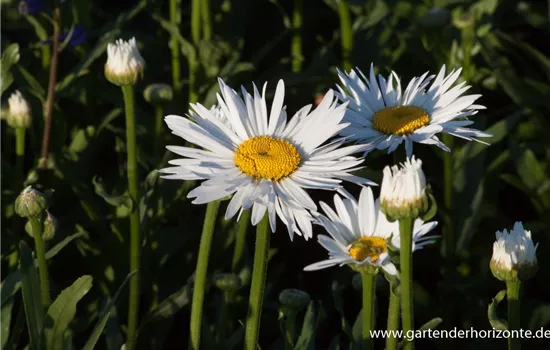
279,289,310,311
453,9,474,30
380,156,428,221
25,211,57,241
15,186,47,218
7,90,31,129
490,222,538,282
104,38,145,86
143,84,173,106
420,8,451,28
213,273,241,292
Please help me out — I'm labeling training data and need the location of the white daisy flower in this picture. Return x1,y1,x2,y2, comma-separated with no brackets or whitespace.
105,37,145,86
160,79,374,240
336,64,491,157
490,222,538,281
303,187,438,275
7,90,31,129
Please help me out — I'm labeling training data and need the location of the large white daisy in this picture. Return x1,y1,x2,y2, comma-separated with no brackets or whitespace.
336,64,491,157
304,187,437,275
159,79,374,240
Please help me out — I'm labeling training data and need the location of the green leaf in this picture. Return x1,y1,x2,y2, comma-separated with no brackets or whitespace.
294,301,326,350
1,43,20,96
152,14,196,63
420,189,438,222
419,317,443,331
18,65,46,101
82,271,136,350
487,290,508,331
92,177,133,212
331,281,354,342
19,241,45,350
1,295,14,349
26,15,48,41
44,276,93,350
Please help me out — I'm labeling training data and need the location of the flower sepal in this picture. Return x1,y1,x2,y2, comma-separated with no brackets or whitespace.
490,260,538,283
349,263,379,276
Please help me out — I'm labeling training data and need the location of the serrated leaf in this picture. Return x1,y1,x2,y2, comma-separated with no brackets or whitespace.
82,271,136,350
488,290,508,331
44,276,93,350
19,241,45,350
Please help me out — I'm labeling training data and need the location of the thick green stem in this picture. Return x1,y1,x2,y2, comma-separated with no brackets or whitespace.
244,215,271,350
337,0,352,71
122,85,141,350
291,0,303,72
169,0,181,91
191,0,201,45
15,128,26,187
386,288,400,350
361,273,376,350
189,200,221,350
506,280,521,350
200,0,212,41
218,291,233,345
283,310,297,350
30,217,51,306
231,209,251,271
399,218,414,350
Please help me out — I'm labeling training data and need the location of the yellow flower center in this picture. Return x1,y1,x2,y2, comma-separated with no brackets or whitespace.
372,106,430,135
234,136,301,181
348,237,387,262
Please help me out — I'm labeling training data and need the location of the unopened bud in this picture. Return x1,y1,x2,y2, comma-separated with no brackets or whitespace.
15,186,47,218
420,8,451,28
25,211,57,240
104,38,145,86
144,84,173,106
213,273,241,292
279,289,310,311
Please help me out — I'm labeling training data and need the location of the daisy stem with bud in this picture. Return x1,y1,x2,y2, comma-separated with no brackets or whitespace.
386,287,400,350
29,216,51,306
232,209,251,271
362,273,376,350
399,217,414,350
245,214,271,350
121,84,141,350
506,280,521,350
190,200,221,350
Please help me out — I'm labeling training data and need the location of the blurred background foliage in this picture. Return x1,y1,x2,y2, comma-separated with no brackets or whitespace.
1,0,550,349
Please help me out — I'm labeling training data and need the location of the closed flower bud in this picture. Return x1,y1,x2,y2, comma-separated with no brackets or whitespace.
453,10,474,30
25,211,57,240
7,90,31,129
279,289,310,311
490,222,538,282
15,186,47,218
144,84,173,106
104,38,145,86
420,8,451,28
213,273,241,292
380,156,428,221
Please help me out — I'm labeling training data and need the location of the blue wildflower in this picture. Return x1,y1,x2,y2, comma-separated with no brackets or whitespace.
19,0,44,15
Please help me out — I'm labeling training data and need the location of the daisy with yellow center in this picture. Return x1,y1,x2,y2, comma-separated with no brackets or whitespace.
304,187,438,275
336,64,491,157
160,79,374,240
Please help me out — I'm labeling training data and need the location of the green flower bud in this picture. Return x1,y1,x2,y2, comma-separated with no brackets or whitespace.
25,211,57,241
278,289,310,311
213,273,241,292
143,84,173,106
420,8,451,28
15,186,47,218
104,38,145,86
453,9,474,30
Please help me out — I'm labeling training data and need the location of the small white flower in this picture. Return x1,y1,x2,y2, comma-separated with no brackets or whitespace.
490,222,538,281
380,156,428,220
337,64,491,157
105,37,145,86
159,79,375,240
7,90,31,128
304,187,438,276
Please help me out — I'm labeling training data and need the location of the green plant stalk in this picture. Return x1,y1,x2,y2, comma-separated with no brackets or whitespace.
188,61,199,104
218,291,232,345
506,280,521,350
30,216,51,306
122,84,141,350
155,106,164,161
191,0,201,45
362,273,376,350
283,310,297,350
169,0,181,90
291,0,303,72
189,200,221,350
232,209,251,271
442,134,454,262
244,215,271,350
200,0,212,41
10,128,26,269
337,0,352,71
399,217,414,350
386,288,400,350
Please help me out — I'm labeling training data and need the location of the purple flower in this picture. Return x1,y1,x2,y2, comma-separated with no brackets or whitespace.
60,24,88,48
19,0,44,15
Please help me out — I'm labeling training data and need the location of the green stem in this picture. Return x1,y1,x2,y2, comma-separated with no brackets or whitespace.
122,85,141,350
12,128,26,268
191,0,201,45
386,288,400,350
399,217,414,350
218,291,232,345
361,273,376,350
155,106,164,162
169,0,181,91
442,133,454,261
506,280,521,350
41,45,51,72
190,200,221,350
244,215,271,350
201,0,212,41
231,209,251,271
291,0,303,72
337,0,353,71
283,310,297,350
30,216,51,306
